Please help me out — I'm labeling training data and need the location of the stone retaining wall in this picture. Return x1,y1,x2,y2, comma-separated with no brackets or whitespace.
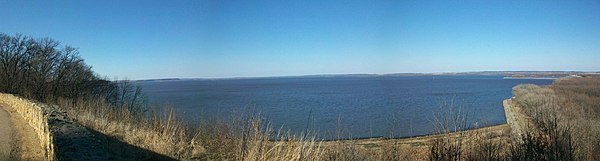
0,93,55,160
0,93,107,161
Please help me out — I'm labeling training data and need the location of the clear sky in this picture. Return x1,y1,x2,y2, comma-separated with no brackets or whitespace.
1,0,599,79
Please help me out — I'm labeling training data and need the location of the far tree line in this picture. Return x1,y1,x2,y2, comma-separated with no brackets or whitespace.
0,33,144,112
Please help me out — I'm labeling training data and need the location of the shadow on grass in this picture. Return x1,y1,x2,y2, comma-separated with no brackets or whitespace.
83,127,177,161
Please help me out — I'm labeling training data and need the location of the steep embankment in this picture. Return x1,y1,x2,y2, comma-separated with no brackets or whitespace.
503,98,538,142
503,99,522,140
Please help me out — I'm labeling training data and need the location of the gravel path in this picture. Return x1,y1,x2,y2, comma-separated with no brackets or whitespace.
0,106,14,161
0,104,46,160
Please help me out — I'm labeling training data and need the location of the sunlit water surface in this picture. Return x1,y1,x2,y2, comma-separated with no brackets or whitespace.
138,76,552,139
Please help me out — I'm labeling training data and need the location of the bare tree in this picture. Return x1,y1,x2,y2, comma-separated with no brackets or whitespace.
0,33,146,112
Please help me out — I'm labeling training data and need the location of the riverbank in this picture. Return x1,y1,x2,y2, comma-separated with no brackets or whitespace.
322,98,517,160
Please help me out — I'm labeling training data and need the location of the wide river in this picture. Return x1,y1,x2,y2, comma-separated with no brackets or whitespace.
138,75,552,140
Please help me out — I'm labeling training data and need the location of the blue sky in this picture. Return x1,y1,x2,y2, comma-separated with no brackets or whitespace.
1,0,599,79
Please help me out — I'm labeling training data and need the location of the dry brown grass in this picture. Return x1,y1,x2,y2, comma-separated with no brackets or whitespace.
549,78,600,160
55,98,203,160
511,77,600,160
55,97,330,160
195,111,327,160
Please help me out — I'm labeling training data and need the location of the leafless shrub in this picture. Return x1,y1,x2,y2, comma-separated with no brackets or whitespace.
509,78,599,160
429,100,468,161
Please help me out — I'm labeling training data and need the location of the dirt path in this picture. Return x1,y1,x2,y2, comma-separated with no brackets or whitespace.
0,104,45,161
0,107,13,161
1,101,175,161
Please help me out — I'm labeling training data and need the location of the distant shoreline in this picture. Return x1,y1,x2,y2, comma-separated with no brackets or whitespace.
502,77,559,80
134,71,599,81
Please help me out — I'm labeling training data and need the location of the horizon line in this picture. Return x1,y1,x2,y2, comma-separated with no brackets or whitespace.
129,70,600,81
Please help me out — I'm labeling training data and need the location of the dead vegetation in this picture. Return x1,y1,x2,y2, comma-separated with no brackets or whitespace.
409,77,598,161
507,77,600,160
